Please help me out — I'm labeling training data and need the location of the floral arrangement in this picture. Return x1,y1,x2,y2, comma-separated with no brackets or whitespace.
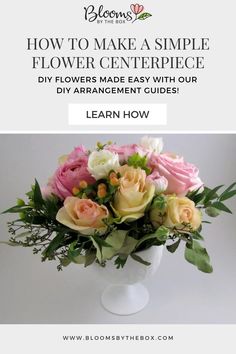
2,137,236,273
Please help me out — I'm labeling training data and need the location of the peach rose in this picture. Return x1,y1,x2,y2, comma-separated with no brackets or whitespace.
112,165,155,222
151,196,201,231
56,197,109,235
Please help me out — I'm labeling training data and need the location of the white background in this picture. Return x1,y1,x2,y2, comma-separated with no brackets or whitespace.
0,134,235,324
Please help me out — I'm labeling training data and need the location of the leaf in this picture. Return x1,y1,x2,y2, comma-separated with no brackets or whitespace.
90,237,102,263
93,235,112,248
191,231,204,241
166,239,181,253
84,250,96,267
127,153,151,174
205,207,220,217
102,230,128,260
33,179,45,208
211,201,232,214
155,226,170,242
43,232,65,258
114,256,127,269
219,190,236,201
221,182,236,195
184,240,213,273
59,257,71,267
135,233,158,248
152,195,166,210
1,205,32,214
204,185,224,204
118,236,138,256
0,241,22,246
130,253,151,266
137,12,152,20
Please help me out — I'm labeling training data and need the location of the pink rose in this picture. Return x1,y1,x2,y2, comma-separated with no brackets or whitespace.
56,197,109,235
149,153,203,196
67,145,88,161
46,156,95,200
105,144,147,163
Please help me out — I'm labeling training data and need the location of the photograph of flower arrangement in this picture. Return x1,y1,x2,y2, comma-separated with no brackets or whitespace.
2,136,236,275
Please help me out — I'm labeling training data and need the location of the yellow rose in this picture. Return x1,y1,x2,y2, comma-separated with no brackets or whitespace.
164,196,201,230
112,165,155,222
56,197,109,235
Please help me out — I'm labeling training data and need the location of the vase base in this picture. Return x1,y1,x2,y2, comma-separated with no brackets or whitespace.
101,283,149,316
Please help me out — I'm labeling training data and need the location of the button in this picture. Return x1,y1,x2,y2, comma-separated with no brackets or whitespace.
68,104,167,127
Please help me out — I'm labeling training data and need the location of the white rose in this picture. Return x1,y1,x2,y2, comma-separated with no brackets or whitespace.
140,136,163,154
88,150,120,180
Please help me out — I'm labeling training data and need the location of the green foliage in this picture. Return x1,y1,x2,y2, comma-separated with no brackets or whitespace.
188,183,236,217
2,178,236,274
151,195,166,211
166,239,181,253
127,153,151,174
184,240,213,273
130,253,151,266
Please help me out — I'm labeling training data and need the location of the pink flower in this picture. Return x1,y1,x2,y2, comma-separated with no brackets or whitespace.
149,153,203,196
45,156,95,200
56,197,109,235
67,145,88,161
130,3,144,15
105,144,147,163
147,171,168,193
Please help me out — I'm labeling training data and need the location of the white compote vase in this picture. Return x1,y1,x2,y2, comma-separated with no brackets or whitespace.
94,245,164,315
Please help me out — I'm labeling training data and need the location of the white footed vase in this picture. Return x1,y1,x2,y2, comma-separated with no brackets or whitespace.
94,245,164,315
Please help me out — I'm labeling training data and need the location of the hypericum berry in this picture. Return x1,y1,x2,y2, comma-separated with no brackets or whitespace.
98,183,107,190
72,187,80,195
110,176,119,186
109,171,117,179
79,180,88,189
97,188,107,198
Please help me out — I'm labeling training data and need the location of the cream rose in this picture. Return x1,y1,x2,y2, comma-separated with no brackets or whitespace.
163,196,201,230
88,150,120,180
56,197,109,235
112,165,155,222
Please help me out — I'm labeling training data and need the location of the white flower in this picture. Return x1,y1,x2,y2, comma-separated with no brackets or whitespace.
140,136,163,154
88,150,120,180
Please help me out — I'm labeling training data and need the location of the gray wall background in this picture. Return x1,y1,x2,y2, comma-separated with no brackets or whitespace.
0,134,235,323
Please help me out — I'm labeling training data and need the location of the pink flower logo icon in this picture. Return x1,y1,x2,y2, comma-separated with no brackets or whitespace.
130,3,144,15
130,3,152,23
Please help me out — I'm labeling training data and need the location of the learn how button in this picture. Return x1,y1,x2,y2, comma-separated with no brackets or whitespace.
68,104,167,127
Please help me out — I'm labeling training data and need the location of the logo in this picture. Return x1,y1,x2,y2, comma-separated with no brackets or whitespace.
84,3,152,24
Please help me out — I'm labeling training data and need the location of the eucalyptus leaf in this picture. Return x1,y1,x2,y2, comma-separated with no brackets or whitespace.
211,202,232,214
184,240,213,273
219,190,236,201
130,253,151,266
102,230,128,260
166,239,181,253
204,185,224,204
84,250,96,267
90,237,102,263
156,226,170,241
